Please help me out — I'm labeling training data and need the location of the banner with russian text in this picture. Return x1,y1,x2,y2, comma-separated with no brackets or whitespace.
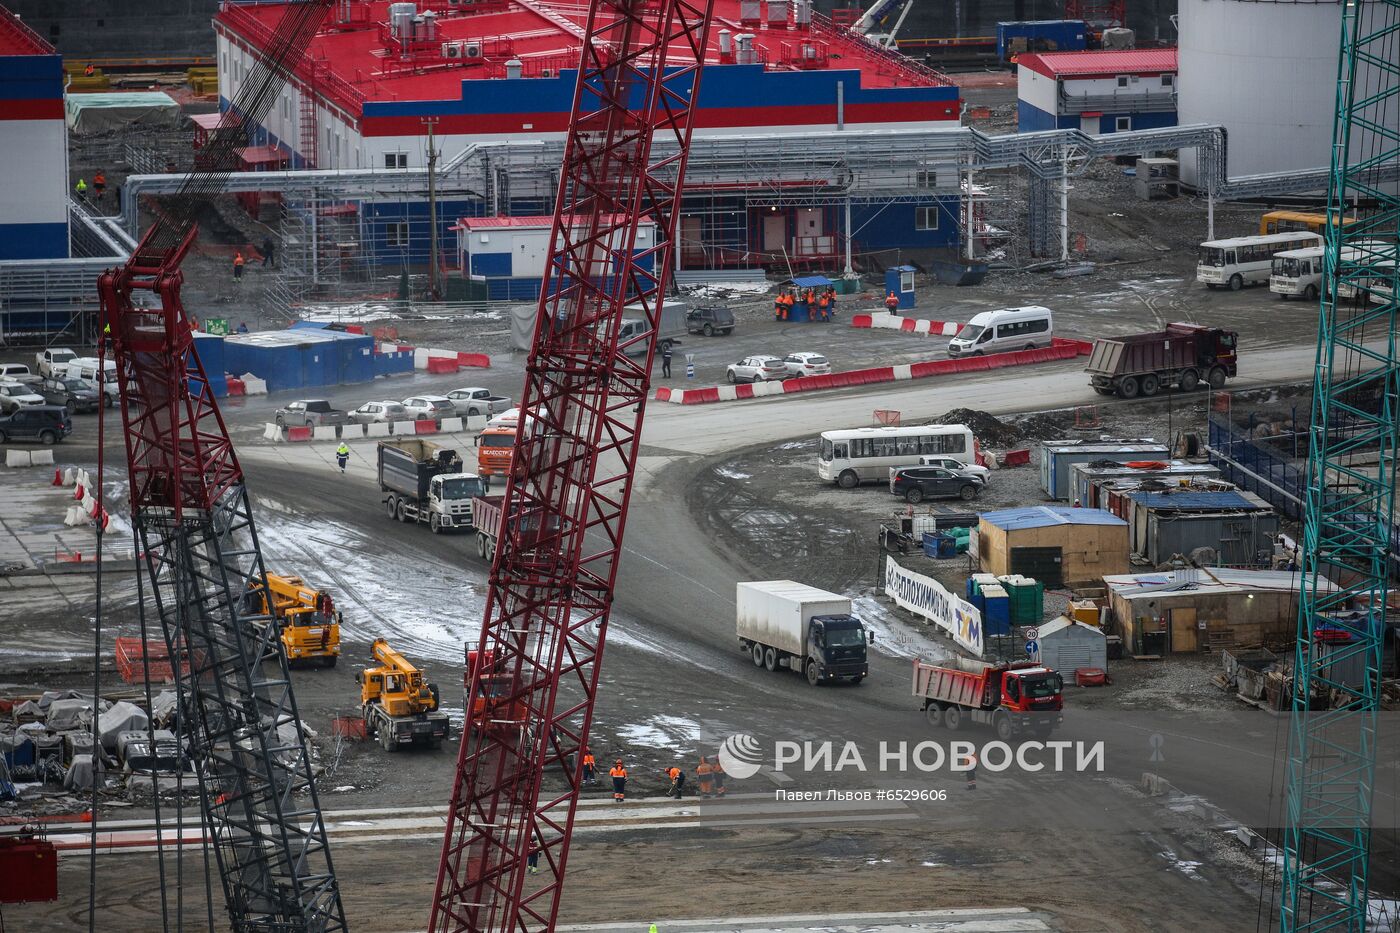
884,556,983,656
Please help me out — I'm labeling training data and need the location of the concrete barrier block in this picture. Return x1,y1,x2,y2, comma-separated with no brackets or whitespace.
717,385,738,402
63,466,76,485
465,413,488,431
893,364,913,381
263,423,281,441
312,425,338,442
243,376,268,395
6,450,32,468
64,505,87,527
365,422,391,437
440,417,463,433
30,449,54,466
287,426,312,442
342,423,366,439
393,420,419,436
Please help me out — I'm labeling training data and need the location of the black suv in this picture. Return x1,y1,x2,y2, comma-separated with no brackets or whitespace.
889,466,982,503
0,406,73,445
685,305,735,337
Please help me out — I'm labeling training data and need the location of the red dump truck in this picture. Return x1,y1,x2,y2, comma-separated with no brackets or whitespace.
912,657,1063,740
1085,323,1238,399
469,494,561,563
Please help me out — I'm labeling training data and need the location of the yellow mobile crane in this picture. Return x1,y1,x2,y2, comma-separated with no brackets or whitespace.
246,573,342,668
358,638,449,752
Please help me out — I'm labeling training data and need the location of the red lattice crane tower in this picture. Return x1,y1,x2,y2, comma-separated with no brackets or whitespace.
428,0,716,929
95,1,347,929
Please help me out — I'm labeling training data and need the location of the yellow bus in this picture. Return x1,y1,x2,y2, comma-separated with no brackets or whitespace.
1258,210,1355,237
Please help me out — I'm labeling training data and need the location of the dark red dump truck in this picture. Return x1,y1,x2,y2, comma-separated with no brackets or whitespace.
913,657,1063,740
1085,323,1238,399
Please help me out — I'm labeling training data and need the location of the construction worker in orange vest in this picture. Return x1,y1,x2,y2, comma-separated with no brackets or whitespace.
696,757,714,798
609,759,627,802
582,748,597,785
817,289,831,321
783,290,795,320
712,756,727,796
233,251,246,282
665,765,686,799
774,290,786,321
93,170,106,202
84,62,95,77
884,290,899,313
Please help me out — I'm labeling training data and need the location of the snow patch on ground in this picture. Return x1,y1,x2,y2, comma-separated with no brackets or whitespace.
616,715,706,752
1157,850,1204,881
295,303,402,324
714,466,751,480
849,593,954,662
679,281,773,298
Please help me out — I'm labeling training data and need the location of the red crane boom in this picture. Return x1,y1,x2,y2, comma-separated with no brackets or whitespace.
429,0,716,929
96,2,348,929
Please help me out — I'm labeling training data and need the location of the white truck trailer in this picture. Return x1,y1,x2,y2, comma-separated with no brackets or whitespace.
736,580,872,686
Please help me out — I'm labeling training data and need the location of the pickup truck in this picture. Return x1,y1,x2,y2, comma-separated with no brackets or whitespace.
912,657,1063,740
38,376,101,413
446,387,512,418
0,363,39,385
35,348,78,378
275,399,350,428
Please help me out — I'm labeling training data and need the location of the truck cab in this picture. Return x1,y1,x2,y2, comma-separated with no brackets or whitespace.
913,657,1063,740
429,472,488,530
807,614,872,684
995,665,1064,716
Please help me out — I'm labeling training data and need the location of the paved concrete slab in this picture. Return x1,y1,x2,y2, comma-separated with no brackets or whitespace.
0,472,133,574
558,909,1054,932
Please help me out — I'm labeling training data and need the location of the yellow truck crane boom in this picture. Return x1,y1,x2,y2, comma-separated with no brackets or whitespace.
248,573,342,667
358,638,450,752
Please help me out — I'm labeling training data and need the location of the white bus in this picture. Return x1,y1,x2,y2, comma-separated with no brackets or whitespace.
818,423,977,488
1337,242,1397,306
1269,246,1325,300
1197,232,1321,290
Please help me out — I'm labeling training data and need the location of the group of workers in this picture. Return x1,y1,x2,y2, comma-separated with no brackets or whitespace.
593,753,731,803
773,285,838,322
74,171,110,206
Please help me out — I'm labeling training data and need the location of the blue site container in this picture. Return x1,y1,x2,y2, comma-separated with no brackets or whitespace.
884,265,916,309
338,334,376,384
189,333,227,398
981,584,1012,637
996,20,1088,62
375,349,414,376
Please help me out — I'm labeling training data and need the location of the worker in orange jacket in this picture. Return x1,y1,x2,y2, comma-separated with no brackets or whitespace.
712,756,727,796
609,759,627,802
582,748,596,785
665,765,686,799
233,251,246,282
884,290,899,313
774,290,786,321
816,289,831,321
696,757,714,798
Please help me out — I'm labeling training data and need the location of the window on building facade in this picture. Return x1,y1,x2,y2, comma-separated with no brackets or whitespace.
1161,73,1175,87
385,152,408,169
1116,75,1129,88
1115,116,1132,132
385,222,410,248
915,207,940,231
915,167,937,189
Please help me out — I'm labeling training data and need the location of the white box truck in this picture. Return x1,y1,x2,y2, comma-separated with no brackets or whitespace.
736,580,872,686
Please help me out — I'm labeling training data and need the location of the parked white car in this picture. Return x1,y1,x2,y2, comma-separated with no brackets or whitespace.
782,352,831,377
0,363,38,384
726,355,789,384
402,395,457,420
349,400,411,425
918,455,992,483
35,348,78,378
0,380,45,414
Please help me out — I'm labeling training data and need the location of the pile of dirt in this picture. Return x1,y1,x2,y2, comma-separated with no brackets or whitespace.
1012,411,1076,442
935,408,1022,447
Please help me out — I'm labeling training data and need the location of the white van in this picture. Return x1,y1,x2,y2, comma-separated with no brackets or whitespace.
64,357,119,407
946,306,1054,357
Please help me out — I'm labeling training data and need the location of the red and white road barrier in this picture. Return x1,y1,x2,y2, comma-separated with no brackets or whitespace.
379,344,492,372
263,413,489,443
850,313,963,337
654,338,1094,405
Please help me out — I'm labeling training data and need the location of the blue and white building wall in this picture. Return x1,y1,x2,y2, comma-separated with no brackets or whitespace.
0,19,68,261
1016,50,1178,136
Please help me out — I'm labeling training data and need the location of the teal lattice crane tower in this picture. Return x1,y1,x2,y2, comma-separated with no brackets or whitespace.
1280,0,1400,930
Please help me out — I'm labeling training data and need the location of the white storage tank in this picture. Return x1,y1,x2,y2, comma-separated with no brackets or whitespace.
1178,0,1351,187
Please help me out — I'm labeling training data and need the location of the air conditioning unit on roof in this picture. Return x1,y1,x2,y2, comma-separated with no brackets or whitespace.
442,41,463,58
540,67,553,78
463,42,483,58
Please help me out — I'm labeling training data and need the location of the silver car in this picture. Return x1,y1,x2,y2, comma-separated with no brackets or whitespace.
348,400,411,424
0,380,44,414
275,399,349,427
726,355,789,384
402,395,456,420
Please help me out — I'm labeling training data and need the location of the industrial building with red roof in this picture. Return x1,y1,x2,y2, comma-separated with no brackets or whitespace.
211,0,968,281
1016,47,1179,135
